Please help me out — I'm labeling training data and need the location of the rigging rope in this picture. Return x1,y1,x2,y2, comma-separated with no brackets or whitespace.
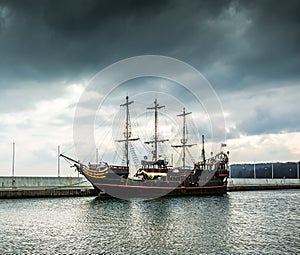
129,143,140,167
186,148,195,164
176,150,183,166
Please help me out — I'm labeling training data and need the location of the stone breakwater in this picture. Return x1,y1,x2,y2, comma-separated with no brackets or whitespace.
227,178,300,191
0,176,96,198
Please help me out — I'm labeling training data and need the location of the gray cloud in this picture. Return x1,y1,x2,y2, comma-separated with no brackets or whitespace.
1,0,299,91
0,0,299,140
222,84,300,138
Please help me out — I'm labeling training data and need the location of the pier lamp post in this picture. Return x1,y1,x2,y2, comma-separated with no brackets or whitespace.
12,142,15,178
58,145,61,177
297,162,299,179
289,168,292,179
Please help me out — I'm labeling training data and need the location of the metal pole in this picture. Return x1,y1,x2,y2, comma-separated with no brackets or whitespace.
58,145,60,177
96,148,99,163
271,163,274,179
12,142,15,177
253,160,256,179
297,162,299,179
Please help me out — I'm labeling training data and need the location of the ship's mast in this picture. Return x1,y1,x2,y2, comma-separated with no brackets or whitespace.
201,135,205,164
172,107,196,169
116,96,139,168
145,99,168,161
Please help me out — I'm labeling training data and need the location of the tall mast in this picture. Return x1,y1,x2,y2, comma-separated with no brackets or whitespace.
201,135,205,164
96,148,99,163
172,108,196,169
145,98,168,161
115,96,139,167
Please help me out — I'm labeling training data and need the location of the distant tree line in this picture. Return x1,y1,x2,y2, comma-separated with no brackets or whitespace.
230,162,300,178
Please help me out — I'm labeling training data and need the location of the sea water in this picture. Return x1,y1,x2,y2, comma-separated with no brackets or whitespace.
0,190,299,254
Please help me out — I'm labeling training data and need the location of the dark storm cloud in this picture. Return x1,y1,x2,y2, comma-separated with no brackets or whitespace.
0,0,299,90
0,1,231,85
228,1,300,85
0,0,175,85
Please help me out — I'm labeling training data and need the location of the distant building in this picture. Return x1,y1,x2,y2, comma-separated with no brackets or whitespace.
230,162,298,178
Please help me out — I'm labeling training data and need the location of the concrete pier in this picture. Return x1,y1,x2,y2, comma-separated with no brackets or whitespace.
227,178,300,191
1,176,299,198
0,176,96,198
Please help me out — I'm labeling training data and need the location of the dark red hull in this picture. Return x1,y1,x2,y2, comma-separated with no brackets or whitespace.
86,174,227,199
67,153,230,199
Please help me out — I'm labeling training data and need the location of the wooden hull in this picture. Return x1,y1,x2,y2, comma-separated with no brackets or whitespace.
95,183,227,199
84,173,227,199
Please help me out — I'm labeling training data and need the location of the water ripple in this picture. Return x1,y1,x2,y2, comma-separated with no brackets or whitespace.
0,190,299,254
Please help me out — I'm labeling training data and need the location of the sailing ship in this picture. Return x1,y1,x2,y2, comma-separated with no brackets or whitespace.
61,96,229,199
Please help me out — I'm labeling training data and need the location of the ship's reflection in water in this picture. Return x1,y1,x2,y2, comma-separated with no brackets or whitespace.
0,190,299,254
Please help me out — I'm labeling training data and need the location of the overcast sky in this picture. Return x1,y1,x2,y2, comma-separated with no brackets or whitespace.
0,0,299,176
